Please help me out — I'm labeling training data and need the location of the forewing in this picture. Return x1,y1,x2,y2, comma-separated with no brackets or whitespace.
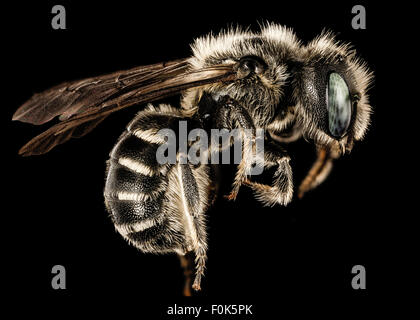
14,60,236,156
12,59,190,125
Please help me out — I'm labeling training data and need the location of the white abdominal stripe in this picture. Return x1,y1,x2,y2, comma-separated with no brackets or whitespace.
132,128,168,145
114,215,164,236
118,157,156,177
115,190,164,202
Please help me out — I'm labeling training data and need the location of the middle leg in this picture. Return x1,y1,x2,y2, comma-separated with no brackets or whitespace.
243,139,294,206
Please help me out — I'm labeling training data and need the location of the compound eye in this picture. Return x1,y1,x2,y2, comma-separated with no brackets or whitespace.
237,56,267,78
327,72,352,138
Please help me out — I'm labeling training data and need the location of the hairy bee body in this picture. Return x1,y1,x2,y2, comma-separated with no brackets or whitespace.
102,25,373,291
13,23,373,293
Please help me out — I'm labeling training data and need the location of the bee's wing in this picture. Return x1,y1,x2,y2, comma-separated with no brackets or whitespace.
13,59,236,156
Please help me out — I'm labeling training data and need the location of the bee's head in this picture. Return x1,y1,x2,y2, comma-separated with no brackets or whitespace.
293,31,373,154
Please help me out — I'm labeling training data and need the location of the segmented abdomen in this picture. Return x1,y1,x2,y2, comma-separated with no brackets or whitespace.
104,108,187,254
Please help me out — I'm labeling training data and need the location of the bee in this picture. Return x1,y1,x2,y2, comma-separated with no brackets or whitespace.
12,23,373,294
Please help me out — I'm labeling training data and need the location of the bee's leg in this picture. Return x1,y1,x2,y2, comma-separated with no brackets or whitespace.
297,147,334,199
225,128,258,201
243,140,293,206
177,163,208,292
178,252,195,296
214,96,256,201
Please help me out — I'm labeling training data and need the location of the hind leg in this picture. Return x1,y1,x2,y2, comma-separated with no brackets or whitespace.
179,252,195,296
176,163,209,291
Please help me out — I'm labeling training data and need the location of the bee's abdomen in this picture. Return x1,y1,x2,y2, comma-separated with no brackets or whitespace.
104,112,186,253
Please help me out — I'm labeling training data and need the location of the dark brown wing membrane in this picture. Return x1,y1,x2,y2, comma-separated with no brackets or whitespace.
13,58,190,125
13,60,236,156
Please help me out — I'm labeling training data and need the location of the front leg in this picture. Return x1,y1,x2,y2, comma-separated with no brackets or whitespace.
297,146,339,199
213,96,256,131
243,140,294,206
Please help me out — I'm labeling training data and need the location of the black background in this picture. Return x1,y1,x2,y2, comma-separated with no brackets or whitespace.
2,1,413,316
